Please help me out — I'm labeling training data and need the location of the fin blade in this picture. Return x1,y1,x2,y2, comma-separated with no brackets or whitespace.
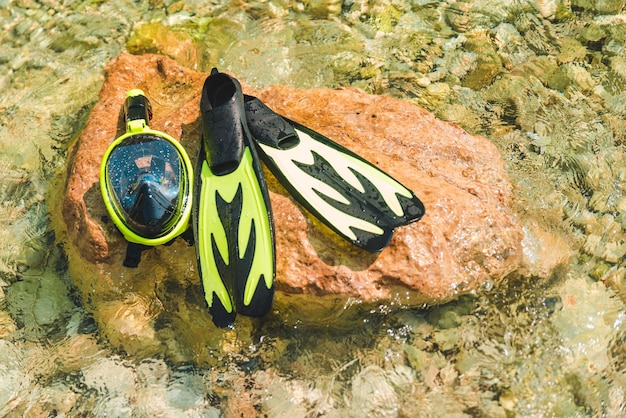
256,124,424,252
194,145,275,327
195,158,235,327
291,123,425,226
232,148,275,317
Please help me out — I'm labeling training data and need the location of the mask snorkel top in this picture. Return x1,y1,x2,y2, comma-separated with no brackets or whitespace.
100,89,193,247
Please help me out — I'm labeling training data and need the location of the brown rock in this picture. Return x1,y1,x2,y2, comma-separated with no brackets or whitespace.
53,53,523,359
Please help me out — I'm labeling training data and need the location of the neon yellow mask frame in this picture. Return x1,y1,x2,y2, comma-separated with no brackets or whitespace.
99,89,193,246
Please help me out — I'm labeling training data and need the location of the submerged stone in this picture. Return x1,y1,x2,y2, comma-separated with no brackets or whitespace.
54,53,523,359
462,33,503,90
571,0,626,14
126,22,200,70
557,38,588,64
535,0,558,19
350,365,399,416
300,0,343,18
581,23,606,44
547,63,595,93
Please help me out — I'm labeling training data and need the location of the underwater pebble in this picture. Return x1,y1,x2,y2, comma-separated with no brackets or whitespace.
445,0,472,32
416,76,431,87
521,223,574,278
535,0,557,18
14,18,39,39
439,102,482,132
439,364,458,386
433,328,460,352
598,214,621,240
23,382,81,417
79,357,144,415
590,261,612,281
422,364,439,389
404,344,429,372
302,0,342,18
454,348,477,374
404,344,447,373
573,0,626,14
422,82,451,107
134,362,218,416
126,22,199,70
584,234,605,259
262,372,330,416
604,267,626,295
56,334,103,373
602,241,626,264
609,55,626,83
513,11,555,55
557,38,588,64
547,63,595,93
351,365,399,417
32,270,74,327
603,39,625,57
0,341,31,415
448,50,476,79
615,196,626,213
462,34,503,89
493,22,533,67
479,402,507,418
581,23,606,43
552,276,622,375
605,91,626,115
386,365,416,390
426,310,453,332
0,46,17,64
163,369,209,411
98,298,163,356
499,389,517,411
427,68,447,82
608,384,626,416
0,310,17,338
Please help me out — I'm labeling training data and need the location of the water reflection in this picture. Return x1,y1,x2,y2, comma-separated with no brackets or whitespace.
1,0,625,416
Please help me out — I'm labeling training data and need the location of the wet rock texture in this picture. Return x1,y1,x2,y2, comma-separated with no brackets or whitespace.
60,53,522,355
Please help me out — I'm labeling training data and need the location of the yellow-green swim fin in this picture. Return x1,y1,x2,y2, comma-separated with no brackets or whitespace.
193,69,275,328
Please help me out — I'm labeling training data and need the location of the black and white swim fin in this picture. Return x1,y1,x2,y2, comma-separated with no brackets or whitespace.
243,96,425,252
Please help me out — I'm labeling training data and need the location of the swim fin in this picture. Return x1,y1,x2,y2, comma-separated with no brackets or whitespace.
193,70,275,328
243,95,425,252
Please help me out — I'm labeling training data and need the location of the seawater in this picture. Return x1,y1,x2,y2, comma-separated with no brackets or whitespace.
1,0,625,416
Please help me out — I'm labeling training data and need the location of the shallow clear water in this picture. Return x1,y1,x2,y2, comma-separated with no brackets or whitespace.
1,0,625,416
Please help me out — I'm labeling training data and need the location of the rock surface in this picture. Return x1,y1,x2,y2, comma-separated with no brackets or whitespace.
56,53,523,358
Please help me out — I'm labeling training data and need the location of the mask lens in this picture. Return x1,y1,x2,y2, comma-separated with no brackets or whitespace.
106,134,183,238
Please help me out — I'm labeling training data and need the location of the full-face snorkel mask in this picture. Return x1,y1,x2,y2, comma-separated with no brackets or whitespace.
100,89,193,261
